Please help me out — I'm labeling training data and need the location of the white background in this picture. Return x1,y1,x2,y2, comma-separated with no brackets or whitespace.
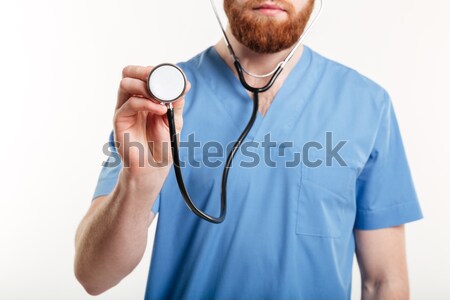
0,0,449,299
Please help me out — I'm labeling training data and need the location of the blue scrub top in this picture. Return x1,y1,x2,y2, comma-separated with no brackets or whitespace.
93,46,423,300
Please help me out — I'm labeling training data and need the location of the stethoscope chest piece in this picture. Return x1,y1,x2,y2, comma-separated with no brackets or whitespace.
147,63,187,104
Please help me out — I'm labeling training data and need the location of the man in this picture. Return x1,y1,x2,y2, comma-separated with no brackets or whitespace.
74,0,423,299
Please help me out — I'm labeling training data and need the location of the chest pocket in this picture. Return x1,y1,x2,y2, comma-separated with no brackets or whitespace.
296,152,357,238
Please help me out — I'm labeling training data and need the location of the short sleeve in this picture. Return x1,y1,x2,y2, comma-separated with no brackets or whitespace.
354,93,423,230
92,130,161,215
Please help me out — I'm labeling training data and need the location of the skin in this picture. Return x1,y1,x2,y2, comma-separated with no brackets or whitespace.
74,1,412,298
356,225,410,300
74,66,190,295
217,0,309,116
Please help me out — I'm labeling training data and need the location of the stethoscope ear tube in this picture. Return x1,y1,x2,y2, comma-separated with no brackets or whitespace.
164,51,279,224
166,91,260,224
163,0,324,224
162,46,282,224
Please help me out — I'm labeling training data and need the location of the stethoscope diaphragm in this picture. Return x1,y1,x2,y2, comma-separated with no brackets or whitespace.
147,63,187,104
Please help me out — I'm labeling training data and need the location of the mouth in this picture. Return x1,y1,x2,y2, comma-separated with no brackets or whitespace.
253,2,287,16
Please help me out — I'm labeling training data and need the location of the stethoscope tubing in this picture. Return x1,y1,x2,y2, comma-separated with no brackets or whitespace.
165,0,324,223
167,62,280,224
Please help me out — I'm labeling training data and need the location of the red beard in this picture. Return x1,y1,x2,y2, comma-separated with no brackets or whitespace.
224,0,315,54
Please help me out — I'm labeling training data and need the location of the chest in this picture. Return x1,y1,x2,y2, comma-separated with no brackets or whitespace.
244,79,284,117
255,92,276,116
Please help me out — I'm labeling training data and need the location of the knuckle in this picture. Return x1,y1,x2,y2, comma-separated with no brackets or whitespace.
126,96,136,106
119,77,130,91
128,97,141,108
112,111,119,123
122,65,132,78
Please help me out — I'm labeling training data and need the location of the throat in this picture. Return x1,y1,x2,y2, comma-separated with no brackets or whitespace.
242,69,284,117
248,89,278,117
259,95,275,117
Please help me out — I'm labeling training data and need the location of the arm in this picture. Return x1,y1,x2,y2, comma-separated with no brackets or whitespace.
74,65,189,295
355,225,410,300
74,168,169,295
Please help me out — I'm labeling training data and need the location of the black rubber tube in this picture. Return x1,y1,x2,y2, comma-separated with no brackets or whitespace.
167,59,283,223
167,91,259,223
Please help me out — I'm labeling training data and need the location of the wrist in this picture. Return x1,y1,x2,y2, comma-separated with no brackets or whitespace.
118,166,170,193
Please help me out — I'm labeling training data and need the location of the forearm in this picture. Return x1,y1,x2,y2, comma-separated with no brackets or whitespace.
362,278,409,300
74,167,169,295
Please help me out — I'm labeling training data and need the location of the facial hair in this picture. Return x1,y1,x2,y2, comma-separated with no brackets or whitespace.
224,0,315,54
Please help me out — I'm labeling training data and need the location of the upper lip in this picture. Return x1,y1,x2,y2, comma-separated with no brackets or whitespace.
254,2,286,11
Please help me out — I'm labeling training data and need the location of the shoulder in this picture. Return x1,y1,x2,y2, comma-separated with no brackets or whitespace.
307,46,391,111
175,47,216,82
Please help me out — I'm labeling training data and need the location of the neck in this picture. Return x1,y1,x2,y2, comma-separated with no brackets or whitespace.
214,27,304,88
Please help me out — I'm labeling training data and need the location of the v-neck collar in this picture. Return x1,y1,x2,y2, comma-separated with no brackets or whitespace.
201,45,313,141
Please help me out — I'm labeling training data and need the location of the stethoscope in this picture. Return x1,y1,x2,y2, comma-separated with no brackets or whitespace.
146,0,324,224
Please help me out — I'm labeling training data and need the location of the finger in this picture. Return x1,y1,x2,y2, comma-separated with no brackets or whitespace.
122,65,153,81
117,77,154,109
184,80,191,95
115,96,167,118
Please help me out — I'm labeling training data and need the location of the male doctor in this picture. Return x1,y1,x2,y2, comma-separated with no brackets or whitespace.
75,1,423,299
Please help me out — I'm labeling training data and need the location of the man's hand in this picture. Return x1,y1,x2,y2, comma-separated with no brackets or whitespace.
115,65,190,174
355,225,410,300
74,65,190,295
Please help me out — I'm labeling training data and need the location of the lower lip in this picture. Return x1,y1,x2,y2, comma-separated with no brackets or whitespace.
254,8,286,16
